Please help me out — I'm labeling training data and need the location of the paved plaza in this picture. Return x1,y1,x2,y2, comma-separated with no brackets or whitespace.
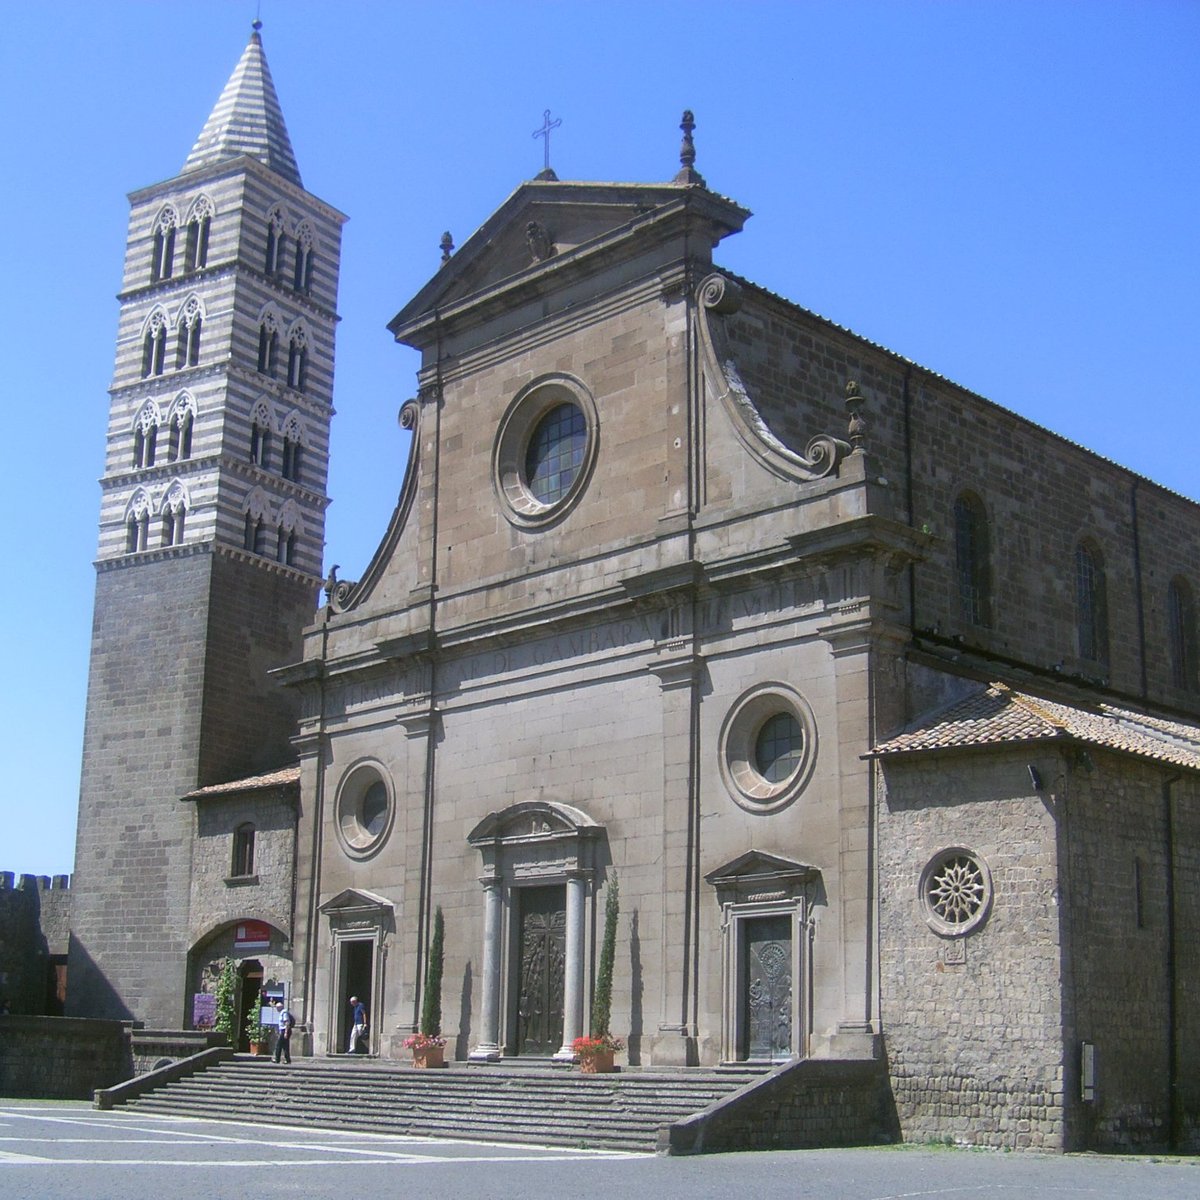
1,1102,1198,1200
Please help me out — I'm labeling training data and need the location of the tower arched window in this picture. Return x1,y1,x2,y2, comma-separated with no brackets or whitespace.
254,307,279,376
287,325,309,392
1168,576,1198,693
953,491,991,627
293,223,315,294
249,403,273,468
132,403,160,469
265,207,288,277
232,823,256,878
141,310,168,378
125,491,152,554
160,483,187,548
277,500,302,566
175,297,202,369
1075,540,1110,668
281,414,304,482
150,208,177,282
183,197,213,272
169,395,195,462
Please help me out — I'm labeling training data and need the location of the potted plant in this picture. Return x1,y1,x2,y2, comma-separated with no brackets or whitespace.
404,906,447,1068
245,1006,269,1056
578,874,622,1073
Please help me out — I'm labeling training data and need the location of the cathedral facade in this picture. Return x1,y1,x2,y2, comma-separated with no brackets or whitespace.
68,28,1200,1153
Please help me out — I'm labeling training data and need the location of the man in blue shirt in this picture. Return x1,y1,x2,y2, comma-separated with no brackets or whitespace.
348,995,367,1054
272,1000,294,1064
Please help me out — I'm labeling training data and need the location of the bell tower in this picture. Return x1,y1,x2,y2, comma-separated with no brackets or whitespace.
68,23,346,1023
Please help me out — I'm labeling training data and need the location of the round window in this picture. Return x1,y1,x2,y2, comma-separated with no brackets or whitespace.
719,684,817,813
920,848,992,937
493,375,598,527
525,402,587,504
334,763,395,860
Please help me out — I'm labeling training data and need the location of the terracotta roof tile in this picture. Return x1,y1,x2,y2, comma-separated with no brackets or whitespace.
182,765,300,800
871,683,1200,773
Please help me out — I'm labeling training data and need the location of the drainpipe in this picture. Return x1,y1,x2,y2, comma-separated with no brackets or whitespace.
1163,771,1180,1151
301,616,330,1046
902,364,916,634
1131,478,1148,698
414,311,445,1031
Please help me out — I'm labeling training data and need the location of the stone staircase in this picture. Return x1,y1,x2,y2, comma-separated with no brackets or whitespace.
119,1057,768,1152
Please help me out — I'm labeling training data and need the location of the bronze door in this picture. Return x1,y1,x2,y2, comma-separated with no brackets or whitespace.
515,885,566,1055
742,914,792,1060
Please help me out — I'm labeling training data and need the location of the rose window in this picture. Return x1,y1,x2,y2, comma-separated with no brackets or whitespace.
920,848,992,936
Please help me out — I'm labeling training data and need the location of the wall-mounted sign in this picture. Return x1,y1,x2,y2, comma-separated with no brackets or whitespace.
234,920,271,949
192,992,216,1029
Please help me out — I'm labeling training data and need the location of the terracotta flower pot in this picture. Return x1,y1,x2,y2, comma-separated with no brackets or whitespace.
579,1048,615,1074
412,1044,445,1069
249,1042,264,1056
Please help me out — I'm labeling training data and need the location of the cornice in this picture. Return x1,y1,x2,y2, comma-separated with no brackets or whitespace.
128,154,348,225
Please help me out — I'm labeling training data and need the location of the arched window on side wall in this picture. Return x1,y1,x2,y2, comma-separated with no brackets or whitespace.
1168,576,1198,693
232,823,256,878
1075,540,1109,668
953,491,991,627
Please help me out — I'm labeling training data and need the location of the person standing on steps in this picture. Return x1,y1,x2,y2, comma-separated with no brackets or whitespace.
348,995,367,1054
272,999,294,1064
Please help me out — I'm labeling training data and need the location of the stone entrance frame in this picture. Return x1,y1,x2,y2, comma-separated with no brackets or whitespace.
467,800,604,1061
706,851,821,1064
318,888,394,1057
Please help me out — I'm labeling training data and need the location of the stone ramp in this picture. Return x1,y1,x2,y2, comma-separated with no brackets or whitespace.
119,1057,768,1152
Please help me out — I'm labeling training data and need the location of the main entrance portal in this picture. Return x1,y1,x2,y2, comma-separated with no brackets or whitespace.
515,885,566,1055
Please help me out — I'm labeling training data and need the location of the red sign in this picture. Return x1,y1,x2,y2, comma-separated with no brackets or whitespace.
234,920,271,948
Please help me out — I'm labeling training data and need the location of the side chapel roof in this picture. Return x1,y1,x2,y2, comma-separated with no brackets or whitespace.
182,22,302,187
870,682,1200,773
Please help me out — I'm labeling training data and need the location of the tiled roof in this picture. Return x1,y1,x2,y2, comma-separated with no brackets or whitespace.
871,682,1200,773
183,27,301,186
182,765,301,800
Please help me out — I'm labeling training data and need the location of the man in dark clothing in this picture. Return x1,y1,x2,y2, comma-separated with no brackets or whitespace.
272,1000,294,1064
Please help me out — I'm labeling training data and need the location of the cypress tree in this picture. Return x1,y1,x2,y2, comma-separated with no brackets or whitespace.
419,906,444,1037
591,875,619,1038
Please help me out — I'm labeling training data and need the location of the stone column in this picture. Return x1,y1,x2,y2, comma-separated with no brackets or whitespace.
470,877,503,1061
555,872,588,1060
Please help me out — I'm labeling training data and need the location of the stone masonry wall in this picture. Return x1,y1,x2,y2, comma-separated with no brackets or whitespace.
1059,758,1200,1151
0,873,71,1015
726,283,1200,718
0,1016,132,1099
878,746,1067,1149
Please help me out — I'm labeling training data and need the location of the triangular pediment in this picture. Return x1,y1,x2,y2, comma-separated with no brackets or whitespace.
389,180,748,347
706,850,819,888
319,887,394,915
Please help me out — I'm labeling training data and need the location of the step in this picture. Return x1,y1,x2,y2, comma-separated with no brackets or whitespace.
120,1057,767,1152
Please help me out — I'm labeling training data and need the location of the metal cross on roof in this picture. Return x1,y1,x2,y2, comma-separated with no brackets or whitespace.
532,109,562,173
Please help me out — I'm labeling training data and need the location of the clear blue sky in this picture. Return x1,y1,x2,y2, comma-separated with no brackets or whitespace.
1,0,1196,876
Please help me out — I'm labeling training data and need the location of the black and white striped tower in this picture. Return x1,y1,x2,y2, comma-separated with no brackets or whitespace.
69,23,345,1024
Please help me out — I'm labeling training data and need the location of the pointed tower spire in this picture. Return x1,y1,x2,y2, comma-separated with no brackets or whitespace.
183,21,302,186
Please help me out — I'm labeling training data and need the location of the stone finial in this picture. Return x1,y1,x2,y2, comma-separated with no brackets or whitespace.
439,231,454,265
845,381,866,451
674,109,705,186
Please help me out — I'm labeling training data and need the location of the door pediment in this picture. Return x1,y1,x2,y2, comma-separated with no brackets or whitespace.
320,888,395,935
706,850,819,905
